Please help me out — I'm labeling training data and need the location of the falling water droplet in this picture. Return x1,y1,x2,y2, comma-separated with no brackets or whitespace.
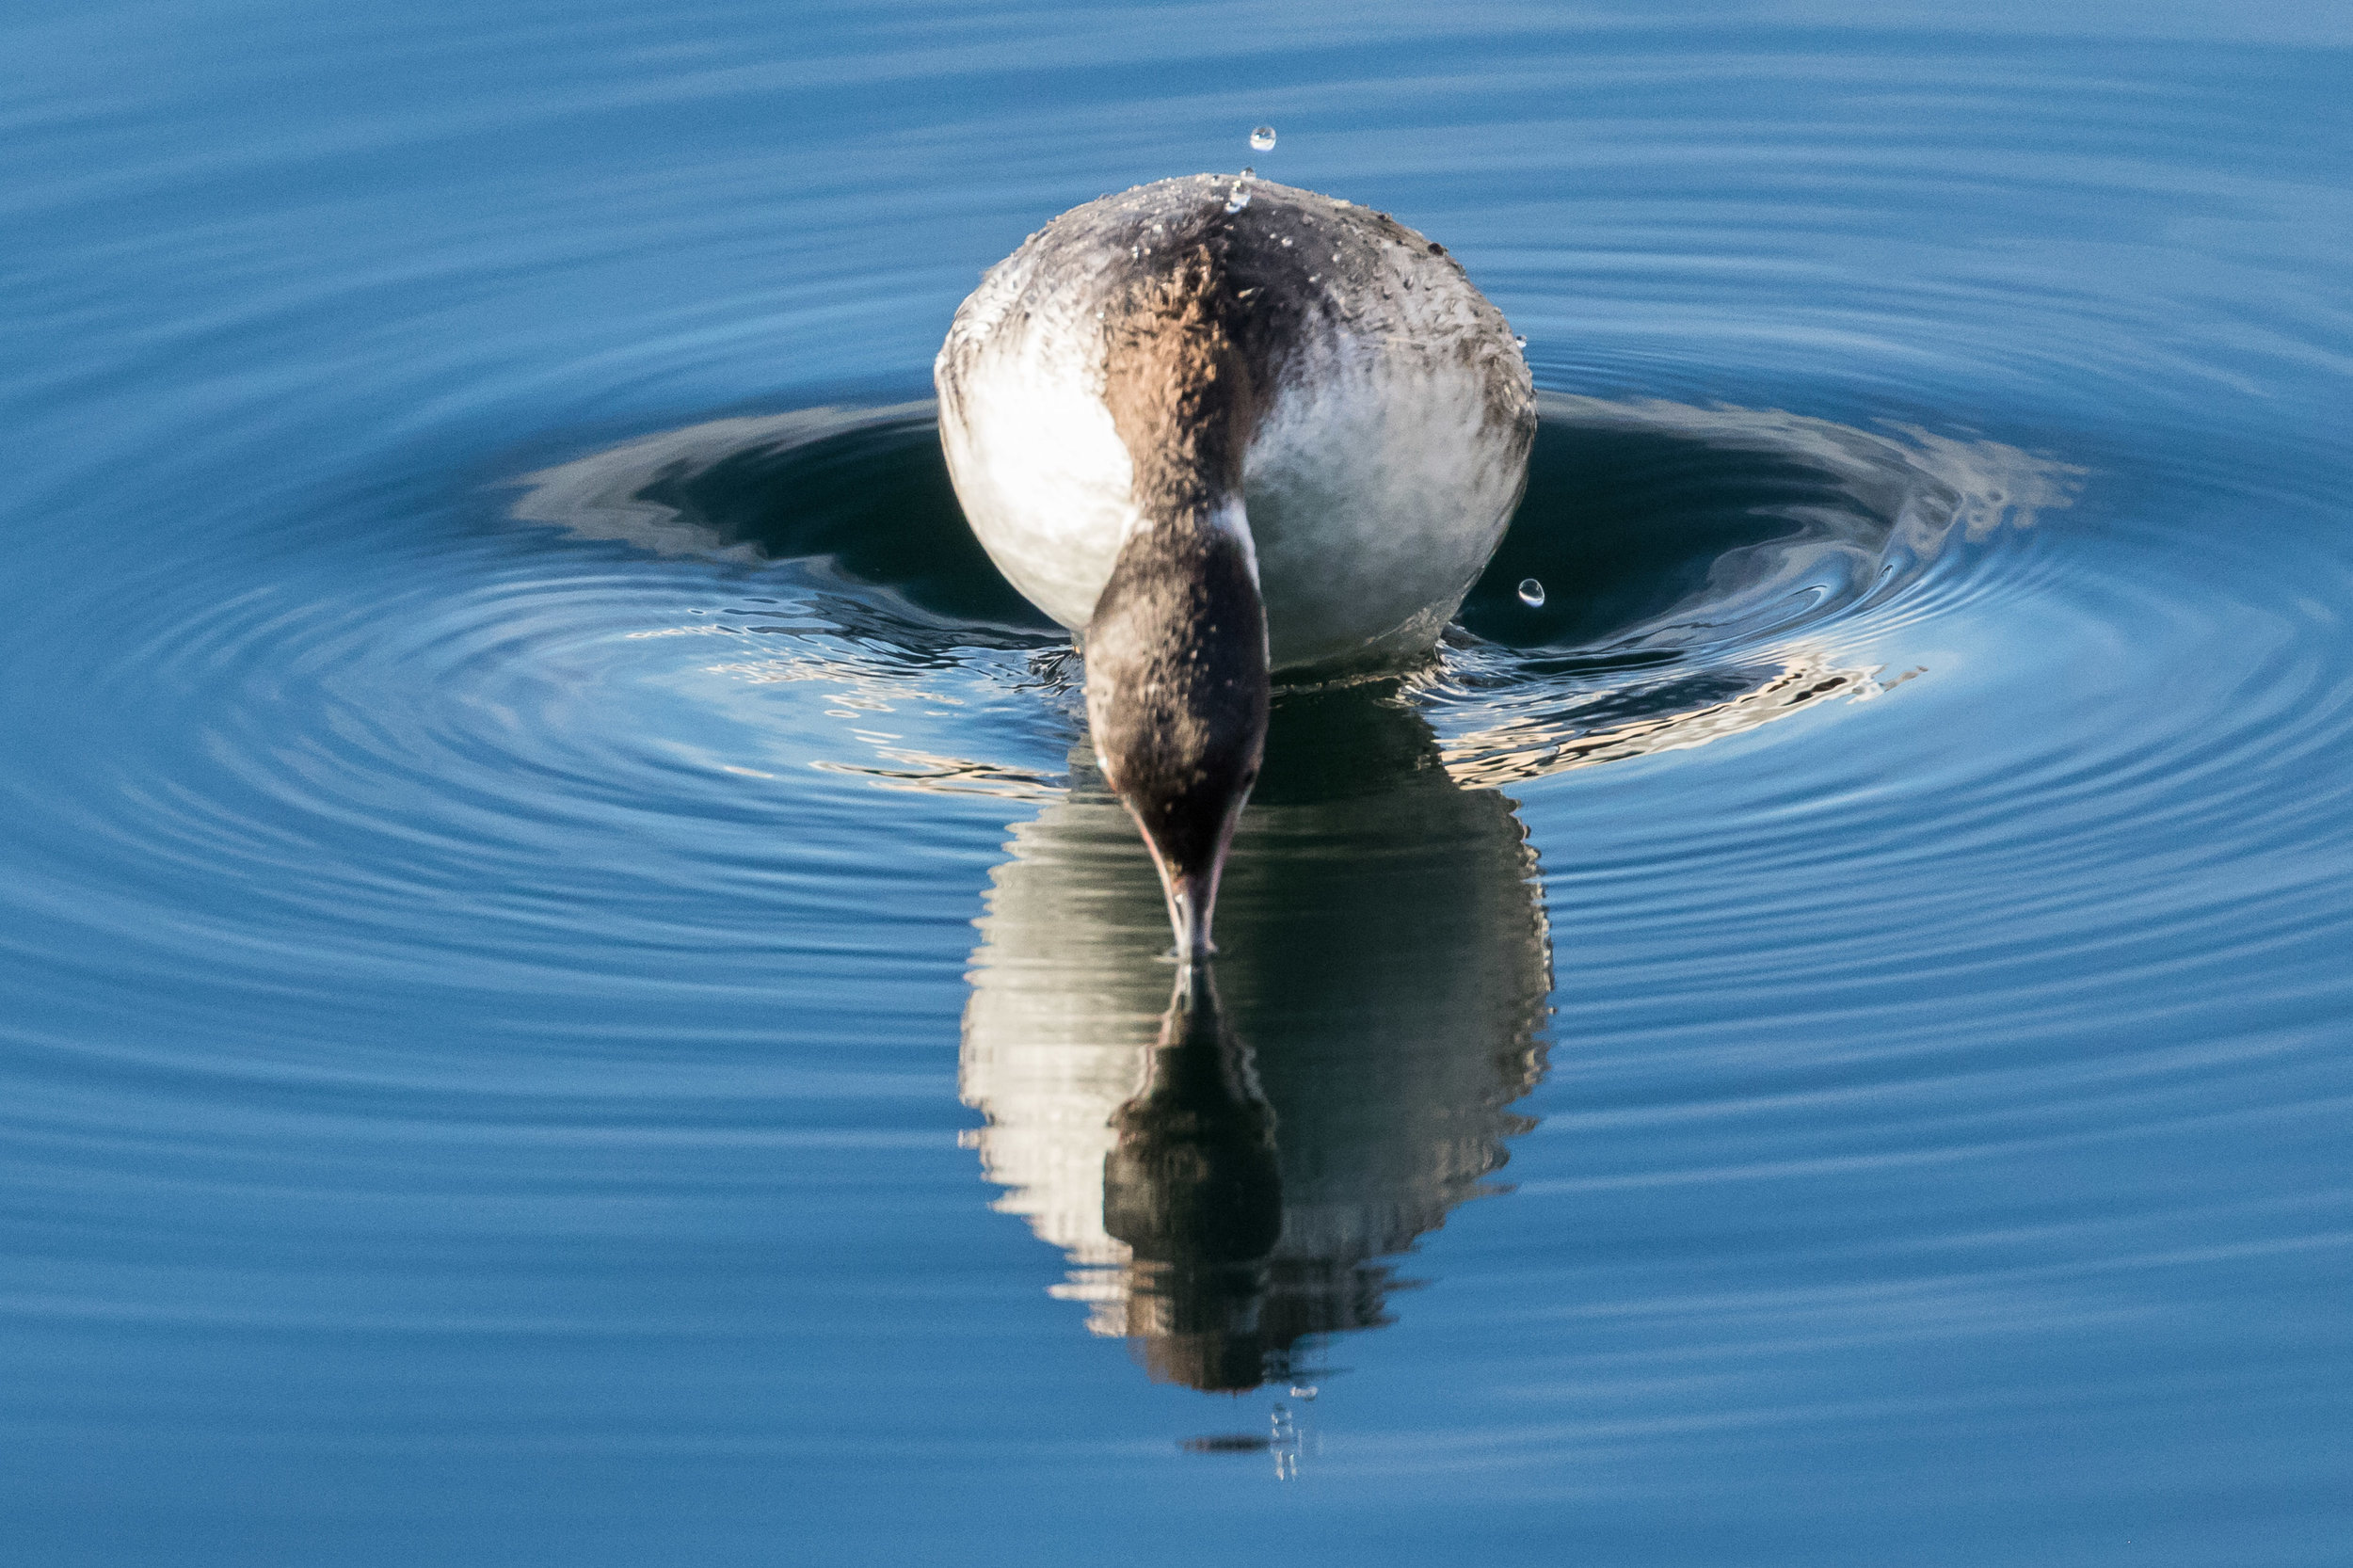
1241,167,1255,179
1518,578,1546,608
1513,333,1529,349
1289,1384,1319,1401
1251,124,1277,152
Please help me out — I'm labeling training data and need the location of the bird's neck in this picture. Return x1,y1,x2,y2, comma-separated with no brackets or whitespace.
1084,234,1273,961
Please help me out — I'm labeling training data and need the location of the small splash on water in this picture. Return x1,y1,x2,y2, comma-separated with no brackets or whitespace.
1270,1401,1301,1480
1250,124,1277,152
1517,578,1546,608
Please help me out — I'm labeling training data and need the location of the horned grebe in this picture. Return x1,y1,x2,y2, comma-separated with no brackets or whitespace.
936,174,1534,958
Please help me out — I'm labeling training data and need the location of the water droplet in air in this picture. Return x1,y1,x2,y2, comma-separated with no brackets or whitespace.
1518,578,1546,608
1251,125,1277,152
1289,1384,1319,1401
1513,334,1529,349
1225,185,1252,213
1241,167,1255,179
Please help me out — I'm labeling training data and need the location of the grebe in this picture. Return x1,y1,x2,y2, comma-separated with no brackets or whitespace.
936,173,1534,958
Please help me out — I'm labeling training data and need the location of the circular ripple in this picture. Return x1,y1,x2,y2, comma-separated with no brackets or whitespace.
4,4,2351,1553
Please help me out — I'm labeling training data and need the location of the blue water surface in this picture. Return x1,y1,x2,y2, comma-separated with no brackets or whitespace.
3,3,2349,1564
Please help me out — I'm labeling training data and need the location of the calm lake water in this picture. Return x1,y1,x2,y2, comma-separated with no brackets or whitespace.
4,3,2349,1563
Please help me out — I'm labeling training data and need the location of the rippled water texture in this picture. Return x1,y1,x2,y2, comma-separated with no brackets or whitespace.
5,5,2351,1564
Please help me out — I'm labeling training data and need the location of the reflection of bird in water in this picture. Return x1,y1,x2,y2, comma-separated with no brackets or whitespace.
937,174,1533,956
960,685,1552,1391
1099,967,1284,1391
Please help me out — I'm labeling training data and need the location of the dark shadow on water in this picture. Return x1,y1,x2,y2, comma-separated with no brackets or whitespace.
632,414,1057,632
509,392,2032,666
1461,420,1868,651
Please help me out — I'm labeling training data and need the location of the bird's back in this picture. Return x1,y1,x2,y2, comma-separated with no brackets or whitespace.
936,175,1535,674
